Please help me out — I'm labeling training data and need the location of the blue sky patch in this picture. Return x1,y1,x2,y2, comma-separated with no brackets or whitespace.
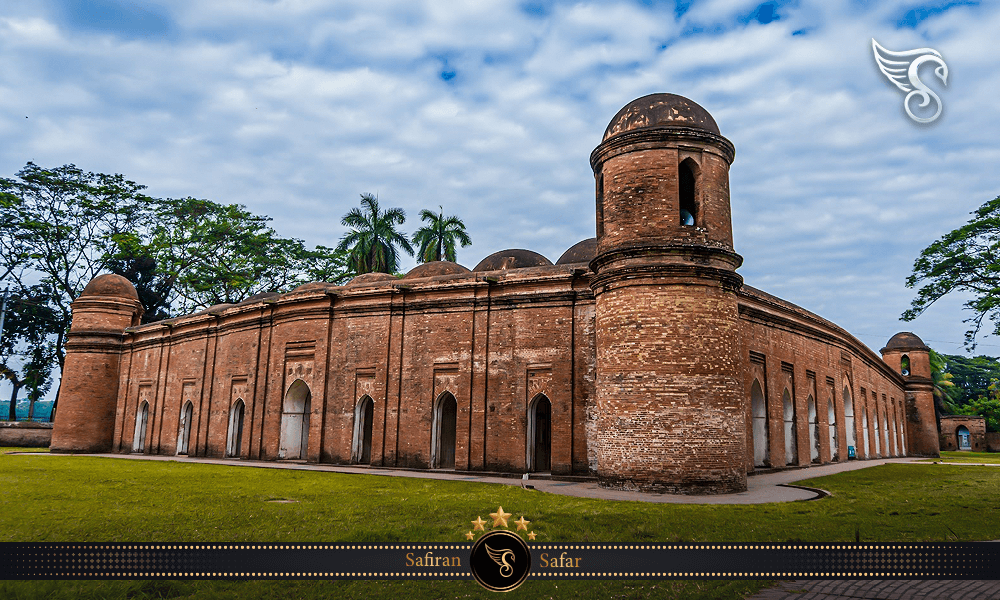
52,0,173,39
896,1,979,28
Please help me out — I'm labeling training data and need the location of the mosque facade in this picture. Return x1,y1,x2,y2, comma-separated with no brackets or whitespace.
50,93,940,494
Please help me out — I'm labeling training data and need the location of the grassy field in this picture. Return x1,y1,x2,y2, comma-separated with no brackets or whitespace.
2,451,998,599
921,450,1000,464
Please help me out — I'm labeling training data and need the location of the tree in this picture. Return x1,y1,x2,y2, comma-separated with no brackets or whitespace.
943,354,1000,406
902,195,1000,350
954,382,1000,432
929,349,961,423
411,205,472,264
0,163,153,409
336,194,413,274
0,285,61,420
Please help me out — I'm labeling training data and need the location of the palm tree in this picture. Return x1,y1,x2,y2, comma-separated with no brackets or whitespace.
411,206,472,264
336,194,414,274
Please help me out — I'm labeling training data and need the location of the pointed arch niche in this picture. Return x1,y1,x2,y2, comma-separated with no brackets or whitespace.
431,392,458,469
527,394,552,473
751,380,769,467
226,399,245,458
783,389,797,465
279,379,311,460
678,157,699,227
132,401,149,453
176,401,194,455
351,395,375,464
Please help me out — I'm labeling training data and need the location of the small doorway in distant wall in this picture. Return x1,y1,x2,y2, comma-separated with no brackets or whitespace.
226,400,245,458
279,379,311,460
527,394,551,473
352,395,375,464
176,402,194,455
132,401,149,453
432,392,457,469
957,426,971,450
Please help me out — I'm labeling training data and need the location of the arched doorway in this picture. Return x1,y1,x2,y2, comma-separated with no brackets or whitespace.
828,394,838,461
226,400,244,458
861,408,870,458
957,426,971,450
352,395,375,464
873,409,881,456
807,395,819,463
279,379,311,460
132,401,149,453
843,385,856,456
176,401,193,455
751,380,769,467
527,394,551,472
882,408,891,456
432,392,457,469
783,389,797,465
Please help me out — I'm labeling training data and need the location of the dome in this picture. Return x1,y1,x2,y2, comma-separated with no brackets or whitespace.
603,93,720,141
79,274,139,301
403,261,471,280
556,238,597,265
473,249,552,272
881,332,930,353
346,272,397,287
236,291,280,305
290,281,336,293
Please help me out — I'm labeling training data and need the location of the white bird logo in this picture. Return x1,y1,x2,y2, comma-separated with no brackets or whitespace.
872,39,949,123
485,544,515,577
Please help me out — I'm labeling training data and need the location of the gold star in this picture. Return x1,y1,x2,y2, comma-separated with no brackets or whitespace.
514,516,530,531
490,506,511,529
471,516,487,531
465,531,475,541
528,531,537,541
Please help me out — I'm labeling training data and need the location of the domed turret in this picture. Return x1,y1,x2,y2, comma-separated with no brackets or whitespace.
589,93,746,494
473,250,551,272
403,261,470,279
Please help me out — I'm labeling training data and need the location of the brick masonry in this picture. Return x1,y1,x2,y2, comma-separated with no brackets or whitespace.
50,93,939,493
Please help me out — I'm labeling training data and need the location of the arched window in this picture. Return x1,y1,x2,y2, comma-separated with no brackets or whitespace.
828,393,839,461
226,399,245,458
352,395,375,464
882,407,891,456
279,379,311,460
431,392,458,469
807,395,819,463
132,401,149,453
751,380,769,467
900,355,910,376
861,406,870,458
783,389,797,465
873,408,881,456
957,425,971,450
679,158,698,226
176,401,194,455
527,394,552,472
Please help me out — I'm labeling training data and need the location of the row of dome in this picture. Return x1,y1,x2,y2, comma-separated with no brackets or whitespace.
343,237,596,287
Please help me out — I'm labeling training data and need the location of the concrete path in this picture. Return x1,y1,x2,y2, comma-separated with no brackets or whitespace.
24,451,923,504
747,578,1000,599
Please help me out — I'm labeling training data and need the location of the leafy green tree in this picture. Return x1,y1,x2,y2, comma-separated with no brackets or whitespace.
0,285,61,420
943,354,1000,406
0,163,153,403
336,193,413,274
411,206,472,264
903,195,1000,350
954,382,1000,432
929,349,961,419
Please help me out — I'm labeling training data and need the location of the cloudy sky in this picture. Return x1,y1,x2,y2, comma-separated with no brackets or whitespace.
1,0,997,360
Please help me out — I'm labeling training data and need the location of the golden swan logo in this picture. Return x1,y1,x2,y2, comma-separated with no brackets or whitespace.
485,543,515,577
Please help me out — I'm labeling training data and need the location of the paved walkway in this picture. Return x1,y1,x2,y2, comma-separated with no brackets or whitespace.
747,579,1000,599
32,452,922,504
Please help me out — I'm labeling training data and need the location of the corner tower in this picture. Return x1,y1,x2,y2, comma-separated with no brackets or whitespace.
50,274,143,453
589,93,746,493
880,332,940,457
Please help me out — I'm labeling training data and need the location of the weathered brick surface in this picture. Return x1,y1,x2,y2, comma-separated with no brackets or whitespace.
939,415,987,452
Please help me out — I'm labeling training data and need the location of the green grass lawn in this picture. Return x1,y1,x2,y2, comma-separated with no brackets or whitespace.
920,450,1000,464
2,452,998,599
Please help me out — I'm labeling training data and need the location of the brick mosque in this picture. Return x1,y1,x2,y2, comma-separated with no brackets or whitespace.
51,93,940,494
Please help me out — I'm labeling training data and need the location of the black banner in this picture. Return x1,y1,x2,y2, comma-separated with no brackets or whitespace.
3,543,999,580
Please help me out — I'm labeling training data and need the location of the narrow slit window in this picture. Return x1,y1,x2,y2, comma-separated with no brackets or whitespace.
679,159,697,226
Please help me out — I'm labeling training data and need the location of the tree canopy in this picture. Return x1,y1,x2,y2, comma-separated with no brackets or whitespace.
336,193,413,274
0,163,353,419
902,195,1000,350
411,205,472,264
